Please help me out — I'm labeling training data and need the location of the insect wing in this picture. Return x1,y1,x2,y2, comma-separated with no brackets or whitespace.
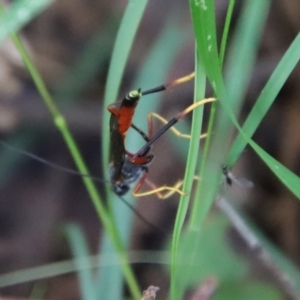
229,172,254,188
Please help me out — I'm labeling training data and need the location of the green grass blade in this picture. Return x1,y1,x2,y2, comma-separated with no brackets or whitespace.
9,28,109,224
0,0,54,44
189,0,227,233
65,224,97,300
96,235,123,300
3,5,140,298
189,0,235,228
227,32,300,165
170,55,206,300
189,0,271,229
172,1,234,299
189,1,234,223
216,0,300,199
213,97,300,200
189,0,224,93
246,139,300,198
0,250,169,289
98,1,148,298
98,10,190,299
169,1,234,298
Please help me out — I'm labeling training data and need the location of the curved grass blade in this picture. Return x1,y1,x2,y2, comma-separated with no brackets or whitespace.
169,1,235,298
188,0,227,234
217,0,300,199
215,91,300,202
2,8,140,299
97,10,189,299
98,1,148,298
66,224,97,300
246,138,300,198
227,32,300,165
189,0,235,225
189,0,223,93
0,251,169,289
189,0,271,230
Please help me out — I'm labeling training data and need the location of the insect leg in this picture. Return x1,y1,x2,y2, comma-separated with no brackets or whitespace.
132,97,216,159
130,123,150,142
148,112,207,140
132,174,185,199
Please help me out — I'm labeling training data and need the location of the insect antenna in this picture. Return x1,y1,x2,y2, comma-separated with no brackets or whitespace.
118,195,167,237
0,139,167,236
0,140,106,184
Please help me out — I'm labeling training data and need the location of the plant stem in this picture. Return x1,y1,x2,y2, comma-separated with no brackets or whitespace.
2,5,140,297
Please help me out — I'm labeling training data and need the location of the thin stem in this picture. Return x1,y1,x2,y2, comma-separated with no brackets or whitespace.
0,4,140,297
219,0,235,66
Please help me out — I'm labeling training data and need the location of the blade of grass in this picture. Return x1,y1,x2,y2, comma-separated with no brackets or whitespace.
98,1,148,298
189,0,224,94
192,0,270,224
0,21,116,192
170,55,206,300
0,250,170,288
214,0,300,198
28,282,47,300
211,64,300,199
0,0,55,44
189,0,235,228
189,0,270,231
7,29,108,235
188,0,227,233
170,2,237,297
246,139,300,198
169,1,230,298
97,9,191,299
227,32,300,165
1,4,140,298
66,224,97,300
196,0,235,156
209,83,300,200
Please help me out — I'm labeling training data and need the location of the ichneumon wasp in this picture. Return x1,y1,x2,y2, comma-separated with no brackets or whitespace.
107,72,216,198
0,72,214,232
